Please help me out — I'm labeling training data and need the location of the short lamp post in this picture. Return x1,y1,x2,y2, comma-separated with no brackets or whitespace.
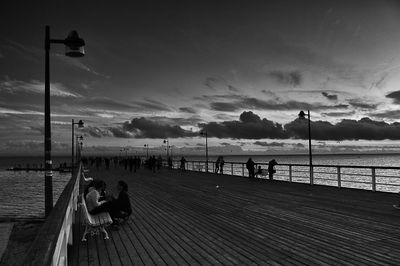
163,139,170,158
44,25,85,217
200,131,209,172
144,144,149,158
298,110,313,184
71,119,84,176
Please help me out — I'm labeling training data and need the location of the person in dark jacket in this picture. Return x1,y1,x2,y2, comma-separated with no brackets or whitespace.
246,158,255,179
110,180,132,220
268,159,278,180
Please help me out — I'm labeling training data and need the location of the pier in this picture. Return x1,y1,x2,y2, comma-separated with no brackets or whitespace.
21,163,400,265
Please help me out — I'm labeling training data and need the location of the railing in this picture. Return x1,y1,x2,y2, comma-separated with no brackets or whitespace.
22,163,82,266
172,160,400,193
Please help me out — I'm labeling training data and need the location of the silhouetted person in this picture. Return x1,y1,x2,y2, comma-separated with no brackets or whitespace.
167,156,173,169
215,158,220,173
157,155,162,170
219,156,225,174
256,165,263,178
105,157,110,170
151,156,156,173
129,157,134,172
268,159,278,180
180,156,187,171
246,158,255,179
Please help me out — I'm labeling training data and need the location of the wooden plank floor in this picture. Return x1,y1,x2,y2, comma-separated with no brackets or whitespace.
69,166,400,265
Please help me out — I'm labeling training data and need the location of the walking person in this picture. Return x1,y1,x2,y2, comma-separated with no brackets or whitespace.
219,156,225,174
215,157,220,173
246,157,255,179
180,156,187,171
268,159,278,180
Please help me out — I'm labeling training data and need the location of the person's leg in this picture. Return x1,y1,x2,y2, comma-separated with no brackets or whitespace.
89,201,113,215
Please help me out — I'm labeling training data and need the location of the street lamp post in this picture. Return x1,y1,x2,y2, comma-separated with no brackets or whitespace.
75,136,83,162
200,131,209,172
298,110,313,184
144,144,149,158
163,139,169,158
71,119,84,176
44,25,85,217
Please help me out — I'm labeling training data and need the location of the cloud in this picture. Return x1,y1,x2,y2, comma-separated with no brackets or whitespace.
199,111,286,139
209,96,348,112
0,78,81,97
199,111,400,141
120,117,197,138
134,98,171,111
179,107,197,114
253,141,285,147
268,70,302,86
78,126,113,138
386,90,400,104
348,99,378,110
322,111,356,117
321,92,338,101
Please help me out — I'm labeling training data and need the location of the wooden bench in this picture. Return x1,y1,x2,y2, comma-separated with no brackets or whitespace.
80,194,113,241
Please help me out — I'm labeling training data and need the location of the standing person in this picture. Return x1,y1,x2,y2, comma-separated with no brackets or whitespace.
105,157,110,170
180,156,187,171
246,157,255,179
151,155,156,173
219,156,225,174
167,156,173,169
215,157,220,173
157,155,163,170
268,159,278,180
129,157,133,172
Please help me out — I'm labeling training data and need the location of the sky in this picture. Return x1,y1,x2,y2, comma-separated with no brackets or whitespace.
1,0,400,156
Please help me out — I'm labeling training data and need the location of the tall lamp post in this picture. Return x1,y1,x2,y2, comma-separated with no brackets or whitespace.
163,139,170,158
298,110,313,184
144,144,149,158
75,136,83,162
71,119,84,175
44,25,85,217
200,131,209,172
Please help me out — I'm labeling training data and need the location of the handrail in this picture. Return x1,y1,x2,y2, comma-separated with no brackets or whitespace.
22,163,82,266
172,160,400,193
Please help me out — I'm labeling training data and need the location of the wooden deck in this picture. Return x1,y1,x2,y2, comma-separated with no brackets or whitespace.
69,167,400,265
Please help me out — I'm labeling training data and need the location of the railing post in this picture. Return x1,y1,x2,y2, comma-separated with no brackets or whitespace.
289,165,292,182
242,163,245,177
212,162,215,173
372,167,376,191
310,165,314,185
337,166,341,188
231,163,234,175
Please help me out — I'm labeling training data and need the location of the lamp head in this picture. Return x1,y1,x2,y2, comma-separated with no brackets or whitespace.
64,30,85,57
298,110,306,119
163,140,167,144
77,120,84,128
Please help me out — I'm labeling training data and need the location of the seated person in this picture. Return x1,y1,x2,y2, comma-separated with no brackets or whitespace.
109,180,132,221
85,180,110,215
84,179,107,201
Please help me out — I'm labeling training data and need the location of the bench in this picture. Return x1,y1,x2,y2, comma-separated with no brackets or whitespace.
82,170,93,182
255,169,268,178
80,194,113,241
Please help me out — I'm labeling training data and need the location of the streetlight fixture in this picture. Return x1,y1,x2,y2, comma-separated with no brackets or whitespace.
44,25,85,217
144,144,149,158
71,119,84,175
298,110,313,184
200,131,209,172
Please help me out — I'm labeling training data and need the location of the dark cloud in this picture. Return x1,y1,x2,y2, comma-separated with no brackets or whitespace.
108,127,132,138
348,99,377,110
386,91,400,104
199,111,400,141
179,107,197,114
371,110,400,119
322,111,355,117
121,117,197,138
199,111,286,139
210,96,348,112
321,92,338,101
268,70,302,86
253,141,285,147
78,126,113,138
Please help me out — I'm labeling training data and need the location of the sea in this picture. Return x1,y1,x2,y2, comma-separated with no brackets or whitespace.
1,154,400,219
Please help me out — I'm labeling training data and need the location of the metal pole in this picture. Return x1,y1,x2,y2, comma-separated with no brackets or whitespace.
205,132,208,172
44,25,53,217
71,119,74,176
308,110,313,185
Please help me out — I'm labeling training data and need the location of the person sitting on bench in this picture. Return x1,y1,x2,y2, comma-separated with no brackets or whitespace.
109,180,132,221
86,180,110,215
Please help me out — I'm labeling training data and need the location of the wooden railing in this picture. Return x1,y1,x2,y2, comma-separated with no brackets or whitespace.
172,160,400,193
22,163,82,266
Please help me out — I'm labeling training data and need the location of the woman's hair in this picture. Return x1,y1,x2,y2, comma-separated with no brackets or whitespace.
118,180,128,192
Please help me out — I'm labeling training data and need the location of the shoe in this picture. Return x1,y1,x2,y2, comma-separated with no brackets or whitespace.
393,204,400,209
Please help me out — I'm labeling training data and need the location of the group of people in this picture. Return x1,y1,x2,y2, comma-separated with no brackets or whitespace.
246,158,278,180
84,179,132,228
